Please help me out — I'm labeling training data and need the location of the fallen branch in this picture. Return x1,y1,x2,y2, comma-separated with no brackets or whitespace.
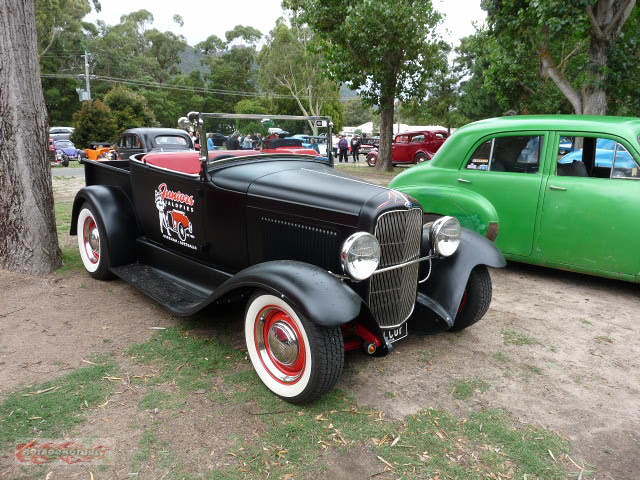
22,386,60,396
376,455,395,469
250,410,293,416
0,306,25,318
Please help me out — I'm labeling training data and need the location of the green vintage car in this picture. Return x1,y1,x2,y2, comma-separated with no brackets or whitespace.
390,115,640,282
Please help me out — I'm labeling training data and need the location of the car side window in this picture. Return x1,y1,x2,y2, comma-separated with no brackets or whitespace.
612,143,640,179
119,136,127,148
132,135,143,149
466,136,541,173
556,136,639,179
410,134,425,143
396,135,409,144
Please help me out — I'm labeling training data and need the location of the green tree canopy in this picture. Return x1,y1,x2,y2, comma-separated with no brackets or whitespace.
479,0,637,115
259,19,342,134
103,86,156,132
71,99,118,147
285,0,447,170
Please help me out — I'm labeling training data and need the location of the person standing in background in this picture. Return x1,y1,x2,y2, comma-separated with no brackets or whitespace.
350,135,361,162
338,135,349,163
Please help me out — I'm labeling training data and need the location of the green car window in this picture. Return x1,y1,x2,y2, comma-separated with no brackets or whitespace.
612,143,640,179
466,136,541,174
557,136,640,179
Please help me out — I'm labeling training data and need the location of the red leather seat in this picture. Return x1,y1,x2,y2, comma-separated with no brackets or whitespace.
143,150,261,175
143,152,201,174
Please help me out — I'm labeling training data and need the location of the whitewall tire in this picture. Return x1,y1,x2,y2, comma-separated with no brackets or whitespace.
244,292,344,403
76,204,113,280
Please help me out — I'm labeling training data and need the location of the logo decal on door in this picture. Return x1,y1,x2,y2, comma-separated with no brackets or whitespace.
154,184,196,250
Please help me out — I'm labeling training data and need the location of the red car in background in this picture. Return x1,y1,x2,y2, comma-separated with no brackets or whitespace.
261,138,319,156
366,129,449,166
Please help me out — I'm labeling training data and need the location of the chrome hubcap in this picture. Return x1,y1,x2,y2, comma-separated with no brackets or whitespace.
255,306,305,384
83,216,100,264
267,321,299,366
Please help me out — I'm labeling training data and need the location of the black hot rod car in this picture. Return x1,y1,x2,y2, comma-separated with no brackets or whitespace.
70,112,505,403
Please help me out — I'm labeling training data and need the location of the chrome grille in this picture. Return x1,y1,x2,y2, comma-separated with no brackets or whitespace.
369,208,422,328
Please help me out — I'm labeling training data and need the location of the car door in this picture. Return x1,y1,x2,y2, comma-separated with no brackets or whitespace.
535,132,640,277
408,134,426,161
129,160,206,259
456,132,547,257
391,135,410,162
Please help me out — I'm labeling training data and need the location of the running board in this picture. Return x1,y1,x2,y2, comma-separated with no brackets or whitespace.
110,263,211,316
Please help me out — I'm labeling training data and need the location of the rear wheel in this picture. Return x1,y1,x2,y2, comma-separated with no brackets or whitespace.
244,292,344,403
450,266,492,331
414,152,429,163
76,203,114,280
366,153,378,167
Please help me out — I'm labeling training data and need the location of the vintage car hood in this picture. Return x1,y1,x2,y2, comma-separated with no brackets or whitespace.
211,160,402,217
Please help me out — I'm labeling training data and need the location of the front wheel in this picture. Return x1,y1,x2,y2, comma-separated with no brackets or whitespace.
244,292,344,403
450,266,492,331
366,153,378,167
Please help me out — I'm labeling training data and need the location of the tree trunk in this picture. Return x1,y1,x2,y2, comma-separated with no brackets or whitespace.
377,94,395,172
582,37,608,115
0,0,62,274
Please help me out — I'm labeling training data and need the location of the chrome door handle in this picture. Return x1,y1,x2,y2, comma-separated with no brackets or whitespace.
457,178,471,184
549,185,567,191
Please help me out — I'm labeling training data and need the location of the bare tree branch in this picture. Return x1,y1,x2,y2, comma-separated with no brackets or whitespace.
605,0,636,37
586,5,606,40
540,50,583,113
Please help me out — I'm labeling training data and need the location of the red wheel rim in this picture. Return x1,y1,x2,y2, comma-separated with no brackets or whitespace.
82,215,100,264
254,305,306,384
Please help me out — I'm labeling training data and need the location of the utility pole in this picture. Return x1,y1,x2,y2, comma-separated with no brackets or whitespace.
76,50,92,101
83,50,91,100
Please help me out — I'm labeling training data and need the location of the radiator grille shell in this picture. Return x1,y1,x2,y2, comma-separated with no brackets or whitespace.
368,208,422,328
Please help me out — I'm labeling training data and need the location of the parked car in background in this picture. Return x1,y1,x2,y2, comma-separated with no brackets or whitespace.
84,142,114,161
53,139,83,160
261,137,320,156
69,111,504,403
366,129,449,166
114,128,194,160
359,136,379,156
49,126,74,141
389,115,640,283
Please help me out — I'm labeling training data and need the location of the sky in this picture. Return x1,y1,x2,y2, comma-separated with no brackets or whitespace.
85,0,486,48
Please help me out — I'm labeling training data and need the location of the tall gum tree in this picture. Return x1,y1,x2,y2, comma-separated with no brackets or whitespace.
482,0,637,115
284,0,446,171
259,20,342,135
0,0,61,273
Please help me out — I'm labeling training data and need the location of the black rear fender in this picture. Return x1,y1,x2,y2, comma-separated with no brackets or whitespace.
416,228,505,327
70,185,139,267
213,260,363,328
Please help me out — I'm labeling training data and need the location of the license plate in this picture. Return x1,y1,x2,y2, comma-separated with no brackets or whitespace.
382,323,408,344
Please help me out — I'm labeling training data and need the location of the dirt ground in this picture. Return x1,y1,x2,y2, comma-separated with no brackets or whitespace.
0,174,638,479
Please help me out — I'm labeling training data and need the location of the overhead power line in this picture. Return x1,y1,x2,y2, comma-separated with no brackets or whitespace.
40,73,360,102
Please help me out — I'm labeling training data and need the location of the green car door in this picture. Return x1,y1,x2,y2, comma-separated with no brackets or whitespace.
455,132,548,257
535,132,640,278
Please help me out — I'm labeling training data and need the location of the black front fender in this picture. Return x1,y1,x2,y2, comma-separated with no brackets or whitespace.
70,185,139,267
212,260,363,328
416,228,505,328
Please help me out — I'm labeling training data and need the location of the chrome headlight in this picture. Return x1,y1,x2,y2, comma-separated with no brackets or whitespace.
431,216,461,257
340,232,381,281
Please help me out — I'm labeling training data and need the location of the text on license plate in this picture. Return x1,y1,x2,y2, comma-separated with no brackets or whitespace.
382,323,408,343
